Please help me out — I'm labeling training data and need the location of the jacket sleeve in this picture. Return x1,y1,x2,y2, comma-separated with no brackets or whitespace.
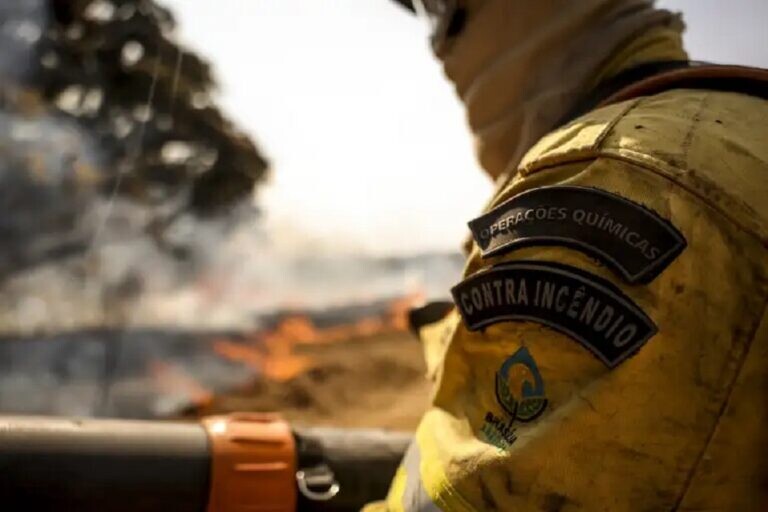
376,132,768,511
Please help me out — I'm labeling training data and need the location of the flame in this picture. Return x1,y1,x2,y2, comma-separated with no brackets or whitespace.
149,360,213,408
211,291,425,383
213,338,313,382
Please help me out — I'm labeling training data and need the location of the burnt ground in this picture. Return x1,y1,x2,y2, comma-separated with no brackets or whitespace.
191,332,431,430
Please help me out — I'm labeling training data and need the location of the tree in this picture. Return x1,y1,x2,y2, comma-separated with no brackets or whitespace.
0,0,269,276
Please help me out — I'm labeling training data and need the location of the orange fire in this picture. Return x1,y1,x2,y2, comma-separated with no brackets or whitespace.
213,338,313,382
212,291,424,382
149,360,213,408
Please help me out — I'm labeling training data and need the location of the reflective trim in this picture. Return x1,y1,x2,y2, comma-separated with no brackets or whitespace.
401,441,441,512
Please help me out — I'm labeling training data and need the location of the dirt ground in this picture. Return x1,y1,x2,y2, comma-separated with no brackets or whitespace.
194,332,431,430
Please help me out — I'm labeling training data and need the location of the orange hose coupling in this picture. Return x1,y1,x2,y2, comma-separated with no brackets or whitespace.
202,413,297,512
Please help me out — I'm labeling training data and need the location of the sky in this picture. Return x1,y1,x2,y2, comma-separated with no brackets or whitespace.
162,0,768,256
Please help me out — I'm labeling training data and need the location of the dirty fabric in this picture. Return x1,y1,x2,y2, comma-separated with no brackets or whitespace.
365,8,768,510
370,89,768,512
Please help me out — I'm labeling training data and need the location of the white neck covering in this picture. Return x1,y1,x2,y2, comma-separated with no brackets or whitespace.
430,0,679,179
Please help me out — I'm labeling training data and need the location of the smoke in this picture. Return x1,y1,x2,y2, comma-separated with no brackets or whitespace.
0,99,464,417
0,0,467,419
0,102,193,333
0,328,252,418
0,0,466,334
0,0,46,84
131,211,465,329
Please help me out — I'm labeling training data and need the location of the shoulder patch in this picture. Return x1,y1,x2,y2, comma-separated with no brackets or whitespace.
451,260,657,368
468,186,686,284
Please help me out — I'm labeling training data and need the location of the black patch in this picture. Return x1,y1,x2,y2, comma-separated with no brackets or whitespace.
451,261,657,368
468,186,686,284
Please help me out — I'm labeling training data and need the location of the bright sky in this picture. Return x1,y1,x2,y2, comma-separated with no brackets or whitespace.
163,0,768,256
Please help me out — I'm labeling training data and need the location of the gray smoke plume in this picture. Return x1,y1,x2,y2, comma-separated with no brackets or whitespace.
0,0,465,418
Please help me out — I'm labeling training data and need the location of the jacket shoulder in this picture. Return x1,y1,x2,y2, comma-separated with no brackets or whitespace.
518,89,768,244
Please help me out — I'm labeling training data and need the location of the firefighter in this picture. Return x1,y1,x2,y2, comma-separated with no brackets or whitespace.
371,0,768,510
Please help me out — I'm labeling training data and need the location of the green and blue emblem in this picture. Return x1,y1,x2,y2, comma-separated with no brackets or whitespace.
494,346,547,422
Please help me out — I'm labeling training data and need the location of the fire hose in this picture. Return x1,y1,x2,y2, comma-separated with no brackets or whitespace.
0,413,411,512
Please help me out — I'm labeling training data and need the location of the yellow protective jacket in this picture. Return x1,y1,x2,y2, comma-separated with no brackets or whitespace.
368,27,768,512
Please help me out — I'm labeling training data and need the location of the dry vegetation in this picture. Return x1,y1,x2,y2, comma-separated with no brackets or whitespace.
193,331,431,430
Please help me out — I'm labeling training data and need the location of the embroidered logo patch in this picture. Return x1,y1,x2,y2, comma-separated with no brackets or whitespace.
468,186,686,284
481,346,547,452
451,260,657,368
495,346,547,421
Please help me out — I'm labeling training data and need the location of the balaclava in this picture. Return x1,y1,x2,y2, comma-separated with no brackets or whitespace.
416,0,683,179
